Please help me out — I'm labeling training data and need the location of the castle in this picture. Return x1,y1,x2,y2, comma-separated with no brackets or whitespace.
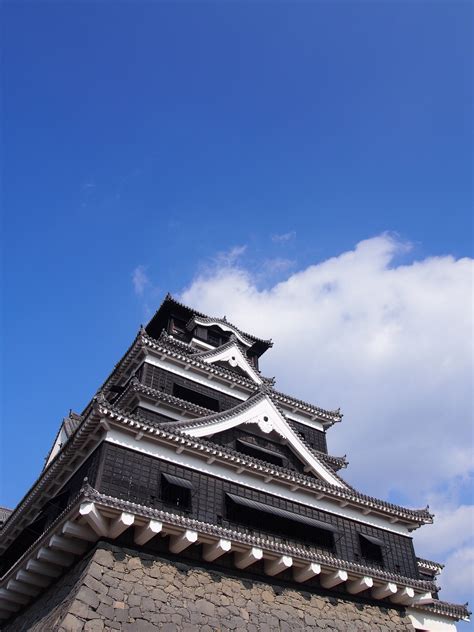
0,295,469,631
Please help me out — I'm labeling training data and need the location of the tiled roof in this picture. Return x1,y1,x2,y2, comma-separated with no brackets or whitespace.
99,403,433,525
162,293,273,347
420,600,471,621
82,484,436,591
416,557,444,573
162,390,350,488
63,413,82,437
140,331,341,423
0,507,12,526
118,377,216,417
116,379,347,472
0,483,464,625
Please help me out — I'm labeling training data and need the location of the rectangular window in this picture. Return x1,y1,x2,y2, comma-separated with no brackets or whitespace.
236,439,284,467
225,493,337,550
161,473,193,511
169,317,188,340
172,383,220,411
358,533,385,565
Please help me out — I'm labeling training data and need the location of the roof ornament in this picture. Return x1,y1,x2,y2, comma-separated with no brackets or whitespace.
257,381,273,395
93,390,109,406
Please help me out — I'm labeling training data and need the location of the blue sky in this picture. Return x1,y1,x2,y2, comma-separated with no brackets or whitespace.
2,1,473,624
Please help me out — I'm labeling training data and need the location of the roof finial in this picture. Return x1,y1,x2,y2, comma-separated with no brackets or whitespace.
94,390,108,406
258,381,273,395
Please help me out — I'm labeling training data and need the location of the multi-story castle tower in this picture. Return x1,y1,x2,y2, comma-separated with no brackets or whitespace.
0,295,469,631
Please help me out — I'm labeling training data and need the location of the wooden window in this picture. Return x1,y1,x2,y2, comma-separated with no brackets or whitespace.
236,439,284,467
172,383,220,411
358,533,384,565
161,473,192,511
225,494,337,550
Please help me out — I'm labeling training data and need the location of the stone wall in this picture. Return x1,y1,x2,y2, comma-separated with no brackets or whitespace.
3,542,416,632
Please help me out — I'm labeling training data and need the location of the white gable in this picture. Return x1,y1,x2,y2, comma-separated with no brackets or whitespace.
182,395,347,489
199,342,263,385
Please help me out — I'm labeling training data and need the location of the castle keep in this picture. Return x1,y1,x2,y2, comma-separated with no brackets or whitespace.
0,295,469,631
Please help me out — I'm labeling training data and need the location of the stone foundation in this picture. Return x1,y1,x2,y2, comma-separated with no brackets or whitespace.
3,543,416,631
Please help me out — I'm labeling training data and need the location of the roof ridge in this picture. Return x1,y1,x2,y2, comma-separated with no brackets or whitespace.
152,294,273,347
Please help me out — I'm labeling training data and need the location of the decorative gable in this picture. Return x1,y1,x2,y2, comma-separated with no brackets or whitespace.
195,341,263,384
169,393,348,489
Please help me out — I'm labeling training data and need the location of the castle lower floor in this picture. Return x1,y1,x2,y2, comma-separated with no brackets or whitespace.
3,542,425,631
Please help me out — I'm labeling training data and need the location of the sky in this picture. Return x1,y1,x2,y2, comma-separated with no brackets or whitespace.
2,1,473,626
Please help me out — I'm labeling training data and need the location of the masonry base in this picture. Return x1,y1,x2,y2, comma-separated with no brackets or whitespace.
3,542,417,631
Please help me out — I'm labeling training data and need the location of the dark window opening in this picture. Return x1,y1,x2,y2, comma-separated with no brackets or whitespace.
161,473,192,511
236,439,284,467
206,328,229,347
207,330,222,346
358,534,384,565
225,494,336,550
169,317,188,340
193,326,208,341
172,383,220,411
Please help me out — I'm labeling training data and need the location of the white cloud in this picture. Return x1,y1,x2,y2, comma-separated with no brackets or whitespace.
415,502,474,559
180,234,473,503
272,230,296,243
132,265,150,296
177,233,474,612
438,546,474,603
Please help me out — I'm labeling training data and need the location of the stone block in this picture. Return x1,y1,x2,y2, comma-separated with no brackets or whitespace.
88,561,104,581
93,549,115,569
84,574,108,595
61,613,84,632
84,620,105,632
76,586,100,610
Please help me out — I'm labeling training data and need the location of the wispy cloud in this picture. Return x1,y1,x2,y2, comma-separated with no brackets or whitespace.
262,257,296,275
214,245,247,267
132,265,150,297
271,230,296,243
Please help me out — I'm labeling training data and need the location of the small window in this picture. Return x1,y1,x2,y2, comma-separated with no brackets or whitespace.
173,383,220,411
236,439,284,467
207,330,222,346
358,533,384,565
225,494,337,550
207,328,229,347
161,473,192,511
169,317,188,340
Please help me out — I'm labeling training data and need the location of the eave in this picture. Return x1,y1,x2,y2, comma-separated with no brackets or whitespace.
145,293,273,356
116,379,348,471
140,330,342,426
0,400,432,561
0,484,440,624
416,600,471,622
416,557,444,575
100,404,433,527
